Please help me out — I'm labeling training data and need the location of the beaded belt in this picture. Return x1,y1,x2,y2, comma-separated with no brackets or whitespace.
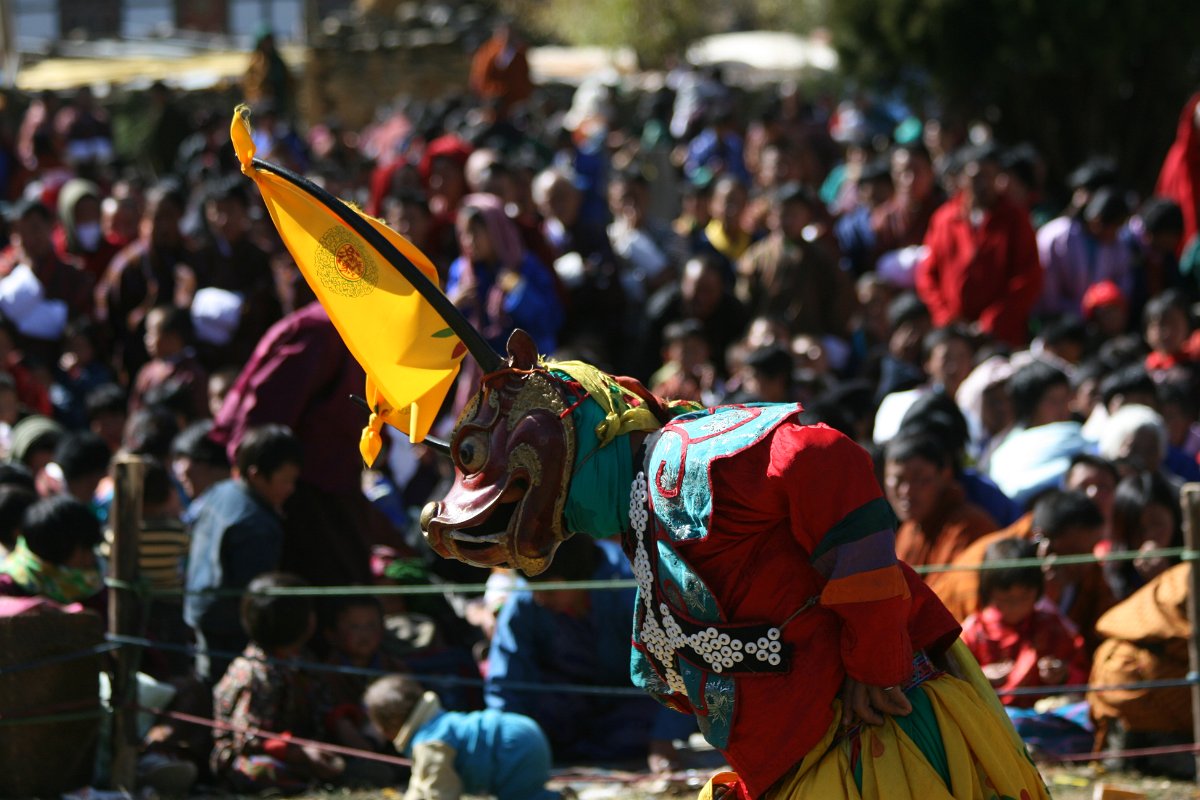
629,471,794,696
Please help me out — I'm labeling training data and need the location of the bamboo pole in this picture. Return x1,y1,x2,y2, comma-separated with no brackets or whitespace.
107,455,145,792
0,0,16,88
1181,483,1200,784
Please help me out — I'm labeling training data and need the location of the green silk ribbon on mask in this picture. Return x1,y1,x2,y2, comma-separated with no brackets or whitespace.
561,392,634,539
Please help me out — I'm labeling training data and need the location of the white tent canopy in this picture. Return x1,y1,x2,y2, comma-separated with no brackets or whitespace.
686,30,838,73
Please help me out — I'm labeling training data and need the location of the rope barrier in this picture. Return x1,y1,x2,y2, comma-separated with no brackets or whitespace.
104,576,638,597
102,546,1198,599
4,639,1200,778
31,627,1200,703
4,695,1195,783
150,707,412,768
0,632,1194,705
0,630,1186,704
107,634,648,697
14,542,1200,777
128,708,1200,779
162,699,1200,777
104,633,1200,702
916,547,1199,576
0,641,121,676
0,629,1192,704
141,706,1200,778
156,707,693,786
0,707,106,727
1053,740,1200,763
997,675,1200,698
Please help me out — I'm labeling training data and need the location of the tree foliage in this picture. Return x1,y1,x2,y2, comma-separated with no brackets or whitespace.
826,0,1200,190
506,0,714,68
739,0,829,38
511,0,1198,190
505,0,830,69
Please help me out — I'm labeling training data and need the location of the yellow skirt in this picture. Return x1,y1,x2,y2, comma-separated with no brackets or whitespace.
700,642,1051,800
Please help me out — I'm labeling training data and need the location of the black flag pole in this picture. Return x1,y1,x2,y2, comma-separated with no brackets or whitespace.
249,156,503,374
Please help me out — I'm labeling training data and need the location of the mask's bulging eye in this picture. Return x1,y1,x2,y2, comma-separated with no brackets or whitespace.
456,433,489,474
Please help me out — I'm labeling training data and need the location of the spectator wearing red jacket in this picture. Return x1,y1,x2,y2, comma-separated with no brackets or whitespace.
1155,93,1200,252
916,145,1042,348
962,537,1089,708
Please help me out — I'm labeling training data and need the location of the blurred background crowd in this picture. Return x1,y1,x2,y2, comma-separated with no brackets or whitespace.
1,1,1200,794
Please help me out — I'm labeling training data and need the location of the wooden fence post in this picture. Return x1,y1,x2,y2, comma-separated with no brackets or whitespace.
1181,483,1200,785
108,455,145,792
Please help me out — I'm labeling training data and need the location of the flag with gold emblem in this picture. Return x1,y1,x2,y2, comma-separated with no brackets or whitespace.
231,105,466,465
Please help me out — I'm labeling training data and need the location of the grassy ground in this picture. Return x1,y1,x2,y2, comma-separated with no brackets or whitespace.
193,737,1200,799
278,765,1200,800
1039,765,1200,800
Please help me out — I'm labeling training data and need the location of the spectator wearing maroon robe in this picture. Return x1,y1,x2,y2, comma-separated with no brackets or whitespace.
211,302,396,587
871,143,945,255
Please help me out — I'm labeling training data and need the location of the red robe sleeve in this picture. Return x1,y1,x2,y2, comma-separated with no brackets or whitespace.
979,204,1042,346
1156,93,1200,249
915,208,954,326
772,425,913,687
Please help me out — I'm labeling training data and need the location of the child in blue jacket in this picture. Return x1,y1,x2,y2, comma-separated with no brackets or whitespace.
364,674,561,800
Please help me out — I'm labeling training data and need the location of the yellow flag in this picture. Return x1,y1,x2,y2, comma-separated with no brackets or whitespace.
231,105,464,465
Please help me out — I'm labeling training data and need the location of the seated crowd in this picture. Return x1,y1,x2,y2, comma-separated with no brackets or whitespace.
1,54,1200,794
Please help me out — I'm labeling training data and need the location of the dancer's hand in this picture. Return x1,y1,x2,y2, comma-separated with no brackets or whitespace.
840,675,912,727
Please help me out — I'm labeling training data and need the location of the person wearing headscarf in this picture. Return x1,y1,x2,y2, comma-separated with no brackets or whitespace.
54,179,119,279
445,194,562,355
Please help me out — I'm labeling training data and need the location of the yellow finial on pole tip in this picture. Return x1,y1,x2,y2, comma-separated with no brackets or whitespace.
360,412,384,467
409,402,420,444
230,104,257,173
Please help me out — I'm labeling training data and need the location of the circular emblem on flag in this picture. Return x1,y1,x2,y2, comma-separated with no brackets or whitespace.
316,228,379,297
335,243,365,281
